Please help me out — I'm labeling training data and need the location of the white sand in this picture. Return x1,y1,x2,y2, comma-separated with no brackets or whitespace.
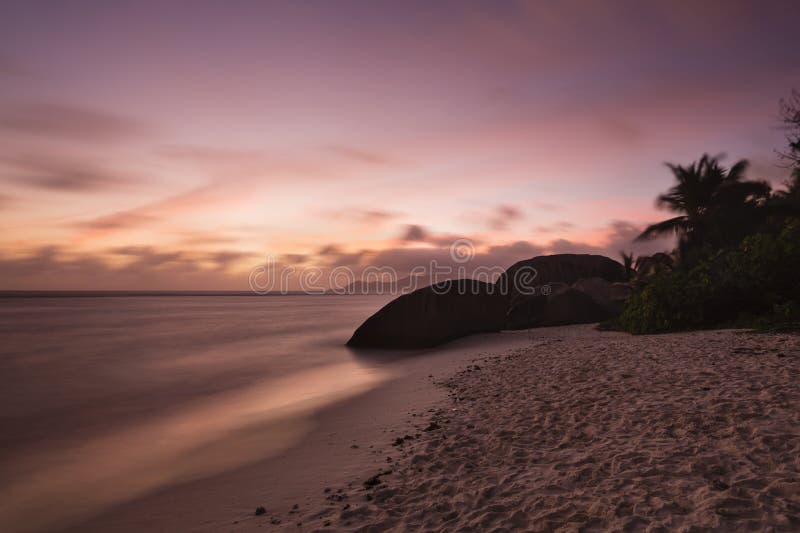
74,326,800,532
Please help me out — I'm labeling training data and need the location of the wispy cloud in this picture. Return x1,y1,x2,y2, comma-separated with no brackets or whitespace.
2,154,134,192
315,244,367,268
395,224,484,247
175,231,242,246
0,246,254,290
321,207,401,226
398,224,429,242
534,220,575,234
310,219,672,278
326,144,398,166
0,219,673,290
73,211,159,231
0,102,149,142
487,204,523,231
281,253,308,264
531,201,562,212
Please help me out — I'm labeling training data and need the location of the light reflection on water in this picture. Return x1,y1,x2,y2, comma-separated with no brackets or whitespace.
0,295,393,532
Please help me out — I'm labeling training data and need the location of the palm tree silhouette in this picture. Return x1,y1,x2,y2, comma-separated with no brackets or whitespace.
636,154,770,253
619,251,636,281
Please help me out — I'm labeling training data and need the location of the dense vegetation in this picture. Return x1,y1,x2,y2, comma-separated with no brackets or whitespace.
619,90,800,334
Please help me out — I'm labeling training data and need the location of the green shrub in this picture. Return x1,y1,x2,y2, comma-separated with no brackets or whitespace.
620,261,729,333
620,218,800,334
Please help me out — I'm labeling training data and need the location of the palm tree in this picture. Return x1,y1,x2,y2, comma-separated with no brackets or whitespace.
619,251,636,281
778,88,800,167
636,155,771,252
634,252,675,278
765,90,800,223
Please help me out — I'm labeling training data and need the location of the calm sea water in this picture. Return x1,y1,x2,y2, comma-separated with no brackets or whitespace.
0,294,393,532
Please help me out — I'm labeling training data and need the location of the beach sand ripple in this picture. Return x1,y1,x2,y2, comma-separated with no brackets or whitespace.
294,327,800,532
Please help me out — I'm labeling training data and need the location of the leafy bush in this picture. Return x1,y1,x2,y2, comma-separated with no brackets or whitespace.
730,218,800,301
620,218,800,334
620,261,727,333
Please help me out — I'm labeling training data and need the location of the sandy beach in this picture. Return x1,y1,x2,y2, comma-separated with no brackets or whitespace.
68,325,800,532
288,326,800,532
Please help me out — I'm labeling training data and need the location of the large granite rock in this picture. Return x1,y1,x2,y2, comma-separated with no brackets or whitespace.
347,279,506,349
536,288,615,326
571,277,632,315
506,287,615,329
497,254,626,300
505,293,549,329
499,254,627,329
347,255,631,345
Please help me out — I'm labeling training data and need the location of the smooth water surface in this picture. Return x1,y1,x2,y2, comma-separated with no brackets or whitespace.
0,294,392,531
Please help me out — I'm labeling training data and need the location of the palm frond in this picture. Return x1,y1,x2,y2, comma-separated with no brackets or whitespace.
635,216,689,241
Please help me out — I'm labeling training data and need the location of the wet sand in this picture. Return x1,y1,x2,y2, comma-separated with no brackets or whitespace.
69,330,535,532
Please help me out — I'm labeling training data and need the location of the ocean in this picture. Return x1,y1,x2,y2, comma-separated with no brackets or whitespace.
0,294,394,531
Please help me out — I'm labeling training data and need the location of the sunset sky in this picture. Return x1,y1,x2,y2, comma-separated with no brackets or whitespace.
1,0,797,290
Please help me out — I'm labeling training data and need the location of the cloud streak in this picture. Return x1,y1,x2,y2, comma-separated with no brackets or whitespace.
487,204,523,231
398,224,429,242
73,211,159,231
304,220,673,282
326,145,398,166
0,246,255,291
2,154,135,192
0,102,148,142
321,207,401,226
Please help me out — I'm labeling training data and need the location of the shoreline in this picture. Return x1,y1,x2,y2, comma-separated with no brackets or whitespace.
70,330,536,532
72,325,800,531
293,326,800,531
